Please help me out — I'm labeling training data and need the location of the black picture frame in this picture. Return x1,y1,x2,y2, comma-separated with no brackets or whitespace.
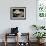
10,7,26,20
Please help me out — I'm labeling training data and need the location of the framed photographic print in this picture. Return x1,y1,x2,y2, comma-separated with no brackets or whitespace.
10,7,26,20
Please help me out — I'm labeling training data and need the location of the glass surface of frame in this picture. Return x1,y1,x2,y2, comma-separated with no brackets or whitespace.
36,0,46,26
10,7,26,20
37,0,46,18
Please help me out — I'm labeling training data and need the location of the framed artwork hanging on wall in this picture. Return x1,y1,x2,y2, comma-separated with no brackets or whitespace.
37,0,46,19
36,0,46,26
10,7,26,20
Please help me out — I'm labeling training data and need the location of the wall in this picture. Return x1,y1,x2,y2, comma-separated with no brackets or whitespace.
0,0,36,42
